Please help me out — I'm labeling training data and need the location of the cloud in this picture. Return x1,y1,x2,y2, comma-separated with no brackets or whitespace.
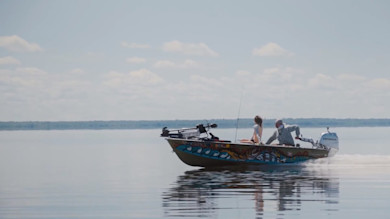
0,35,43,52
0,67,47,89
0,66,98,121
235,70,251,77
337,74,366,82
153,60,176,68
69,68,86,75
190,74,224,87
0,56,21,65
162,40,218,57
102,69,165,103
252,42,293,57
121,42,151,49
127,69,163,84
307,73,337,89
227,69,390,117
126,57,147,64
366,78,390,90
255,67,305,85
2,61,389,120
104,69,163,87
16,67,47,76
153,59,198,68
86,51,105,58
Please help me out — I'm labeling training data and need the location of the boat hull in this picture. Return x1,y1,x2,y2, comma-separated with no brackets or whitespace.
167,138,330,167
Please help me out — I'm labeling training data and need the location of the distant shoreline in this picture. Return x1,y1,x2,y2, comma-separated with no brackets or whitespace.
1,118,390,131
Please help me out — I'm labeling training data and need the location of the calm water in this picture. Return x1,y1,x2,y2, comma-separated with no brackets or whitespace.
0,127,390,218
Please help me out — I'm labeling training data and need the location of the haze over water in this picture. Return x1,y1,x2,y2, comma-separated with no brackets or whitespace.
1,127,390,218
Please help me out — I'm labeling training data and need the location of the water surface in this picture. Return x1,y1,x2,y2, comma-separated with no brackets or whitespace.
0,128,389,218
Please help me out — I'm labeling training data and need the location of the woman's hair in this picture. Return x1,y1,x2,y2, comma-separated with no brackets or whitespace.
254,115,263,126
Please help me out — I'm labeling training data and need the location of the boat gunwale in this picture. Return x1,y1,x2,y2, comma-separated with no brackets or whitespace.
165,137,329,152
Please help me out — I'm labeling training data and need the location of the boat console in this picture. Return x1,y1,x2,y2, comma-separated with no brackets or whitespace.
161,123,221,141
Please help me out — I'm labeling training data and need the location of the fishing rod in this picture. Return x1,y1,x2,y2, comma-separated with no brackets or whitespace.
234,88,244,142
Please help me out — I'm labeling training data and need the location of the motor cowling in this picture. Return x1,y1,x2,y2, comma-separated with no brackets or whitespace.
319,128,339,156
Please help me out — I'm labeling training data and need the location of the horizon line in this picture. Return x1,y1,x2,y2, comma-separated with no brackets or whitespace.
1,118,390,123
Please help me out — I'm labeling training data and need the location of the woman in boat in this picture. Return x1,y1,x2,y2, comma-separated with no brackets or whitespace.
241,115,263,144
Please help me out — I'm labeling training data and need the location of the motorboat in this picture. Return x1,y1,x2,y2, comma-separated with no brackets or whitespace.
160,123,339,167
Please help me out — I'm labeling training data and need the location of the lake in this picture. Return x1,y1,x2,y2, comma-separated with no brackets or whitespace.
0,127,390,218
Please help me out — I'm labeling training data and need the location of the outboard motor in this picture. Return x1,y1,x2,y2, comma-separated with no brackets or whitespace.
319,127,339,156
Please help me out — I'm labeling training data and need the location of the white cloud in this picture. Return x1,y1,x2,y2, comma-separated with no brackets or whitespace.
0,56,21,65
252,42,293,57
228,70,390,117
366,78,390,90
154,59,198,68
102,69,165,104
0,65,98,121
235,70,251,77
256,67,305,84
1,63,389,120
263,67,280,75
15,67,47,76
337,74,366,82
121,42,151,49
154,60,176,68
182,59,198,68
0,35,43,52
162,40,218,57
128,69,163,84
0,67,47,89
105,69,163,87
160,75,226,103
126,57,147,64
190,74,224,87
70,68,86,74
86,52,105,58
307,73,337,88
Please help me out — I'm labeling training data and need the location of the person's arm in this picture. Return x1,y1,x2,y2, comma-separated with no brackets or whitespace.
287,125,300,138
257,126,263,142
266,131,277,144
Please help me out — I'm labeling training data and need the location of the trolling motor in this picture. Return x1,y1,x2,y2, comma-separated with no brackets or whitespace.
161,123,218,140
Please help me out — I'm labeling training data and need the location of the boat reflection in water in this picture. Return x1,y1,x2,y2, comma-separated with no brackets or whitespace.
162,165,339,218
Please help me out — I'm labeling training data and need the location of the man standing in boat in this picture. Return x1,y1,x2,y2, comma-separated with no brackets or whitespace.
266,119,300,146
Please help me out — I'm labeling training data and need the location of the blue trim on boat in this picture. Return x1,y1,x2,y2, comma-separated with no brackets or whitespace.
176,144,310,164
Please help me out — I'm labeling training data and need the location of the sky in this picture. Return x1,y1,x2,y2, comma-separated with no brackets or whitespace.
0,0,389,121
